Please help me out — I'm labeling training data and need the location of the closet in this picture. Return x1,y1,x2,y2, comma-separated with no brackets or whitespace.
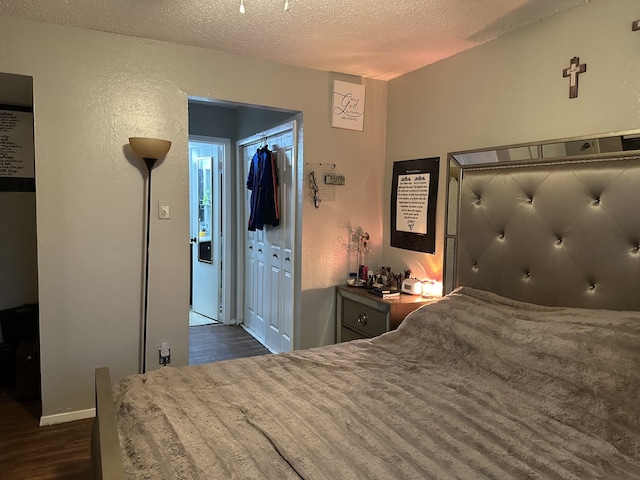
241,120,296,354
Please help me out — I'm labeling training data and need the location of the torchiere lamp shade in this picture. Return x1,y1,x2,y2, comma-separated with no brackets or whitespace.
129,137,171,160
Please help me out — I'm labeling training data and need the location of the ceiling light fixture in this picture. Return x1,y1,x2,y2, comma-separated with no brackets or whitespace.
239,1,291,13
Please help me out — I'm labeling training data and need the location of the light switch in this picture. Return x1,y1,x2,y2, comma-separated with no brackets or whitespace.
158,201,171,219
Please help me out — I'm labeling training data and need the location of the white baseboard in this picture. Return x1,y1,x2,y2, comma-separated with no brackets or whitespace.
40,407,96,426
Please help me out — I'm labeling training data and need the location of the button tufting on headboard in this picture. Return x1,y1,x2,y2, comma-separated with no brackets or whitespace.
456,155,640,311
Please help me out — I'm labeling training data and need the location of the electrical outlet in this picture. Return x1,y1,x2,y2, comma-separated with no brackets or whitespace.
159,343,171,366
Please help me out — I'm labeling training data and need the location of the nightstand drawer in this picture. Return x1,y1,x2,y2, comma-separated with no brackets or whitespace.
341,326,367,342
336,286,437,343
342,298,387,337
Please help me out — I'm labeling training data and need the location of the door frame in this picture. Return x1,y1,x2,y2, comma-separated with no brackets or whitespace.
189,134,234,325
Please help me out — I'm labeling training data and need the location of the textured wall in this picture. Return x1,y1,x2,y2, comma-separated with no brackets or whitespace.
385,0,640,284
0,17,387,421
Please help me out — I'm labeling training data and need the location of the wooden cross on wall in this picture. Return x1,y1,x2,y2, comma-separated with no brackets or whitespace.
562,57,587,99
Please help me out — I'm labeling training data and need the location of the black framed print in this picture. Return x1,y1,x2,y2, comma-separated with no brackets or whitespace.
390,157,439,254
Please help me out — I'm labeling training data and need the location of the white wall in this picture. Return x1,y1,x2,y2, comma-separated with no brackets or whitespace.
385,0,640,283
0,17,387,420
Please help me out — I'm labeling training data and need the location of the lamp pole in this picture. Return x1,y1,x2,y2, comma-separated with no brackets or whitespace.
141,157,157,374
128,137,171,374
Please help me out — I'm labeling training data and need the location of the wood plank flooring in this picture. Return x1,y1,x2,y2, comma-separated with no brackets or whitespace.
0,388,94,480
189,324,271,365
0,325,270,479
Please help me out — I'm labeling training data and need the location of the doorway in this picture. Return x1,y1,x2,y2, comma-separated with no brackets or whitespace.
187,98,301,358
0,72,40,404
188,137,228,326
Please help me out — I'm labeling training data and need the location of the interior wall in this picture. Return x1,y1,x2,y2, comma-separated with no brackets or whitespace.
235,106,295,139
384,0,640,283
188,103,238,140
0,73,37,344
0,16,387,420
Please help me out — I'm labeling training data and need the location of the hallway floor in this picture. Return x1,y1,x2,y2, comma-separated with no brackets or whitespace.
189,323,271,365
189,309,217,326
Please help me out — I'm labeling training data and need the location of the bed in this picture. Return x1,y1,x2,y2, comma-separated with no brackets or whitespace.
93,146,640,479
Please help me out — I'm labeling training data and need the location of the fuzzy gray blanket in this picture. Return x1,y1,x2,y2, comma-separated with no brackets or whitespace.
114,287,640,479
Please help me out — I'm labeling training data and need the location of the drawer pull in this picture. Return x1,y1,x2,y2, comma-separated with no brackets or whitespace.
357,312,368,326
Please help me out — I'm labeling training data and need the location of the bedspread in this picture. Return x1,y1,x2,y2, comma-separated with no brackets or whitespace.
114,287,640,479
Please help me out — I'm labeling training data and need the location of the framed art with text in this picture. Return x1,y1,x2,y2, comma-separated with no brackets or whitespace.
390,157,439,254
331,80,366,131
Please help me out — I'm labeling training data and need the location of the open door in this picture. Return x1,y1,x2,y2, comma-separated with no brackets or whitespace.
189,138,228,322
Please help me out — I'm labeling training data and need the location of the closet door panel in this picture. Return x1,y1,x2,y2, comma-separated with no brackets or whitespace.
242,120,296,354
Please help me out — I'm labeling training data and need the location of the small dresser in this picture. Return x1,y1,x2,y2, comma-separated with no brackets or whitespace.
336,285,438,342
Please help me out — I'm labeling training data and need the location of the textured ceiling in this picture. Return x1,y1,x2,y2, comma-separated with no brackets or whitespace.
0,0,590,81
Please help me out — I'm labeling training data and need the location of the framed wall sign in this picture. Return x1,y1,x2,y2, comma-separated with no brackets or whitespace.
390,157,439,254
331,80,365,131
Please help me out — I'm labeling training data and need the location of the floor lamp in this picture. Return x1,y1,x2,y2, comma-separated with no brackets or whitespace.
129,137,171,374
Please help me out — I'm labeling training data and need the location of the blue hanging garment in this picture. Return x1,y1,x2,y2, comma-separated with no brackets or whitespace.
247,146,280,231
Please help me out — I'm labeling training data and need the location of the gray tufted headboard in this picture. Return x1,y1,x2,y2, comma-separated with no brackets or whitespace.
455,155,640,311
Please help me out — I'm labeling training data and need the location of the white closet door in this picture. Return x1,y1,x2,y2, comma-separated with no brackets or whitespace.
243,143,266,342
240,120,295,353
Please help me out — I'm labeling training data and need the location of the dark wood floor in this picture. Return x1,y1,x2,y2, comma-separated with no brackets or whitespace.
0,325,270,479
189,323,271,365
0,387,94,480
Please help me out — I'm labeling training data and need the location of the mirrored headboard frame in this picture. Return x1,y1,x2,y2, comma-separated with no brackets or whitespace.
444,129,640,309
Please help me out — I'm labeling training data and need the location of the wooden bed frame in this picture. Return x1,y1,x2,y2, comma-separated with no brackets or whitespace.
92,142,640,479
91,367,126,480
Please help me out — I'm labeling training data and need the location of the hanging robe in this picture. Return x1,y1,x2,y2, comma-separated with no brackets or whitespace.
246,146,280,231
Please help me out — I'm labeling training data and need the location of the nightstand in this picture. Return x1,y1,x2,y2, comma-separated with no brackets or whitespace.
335,285,438,342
